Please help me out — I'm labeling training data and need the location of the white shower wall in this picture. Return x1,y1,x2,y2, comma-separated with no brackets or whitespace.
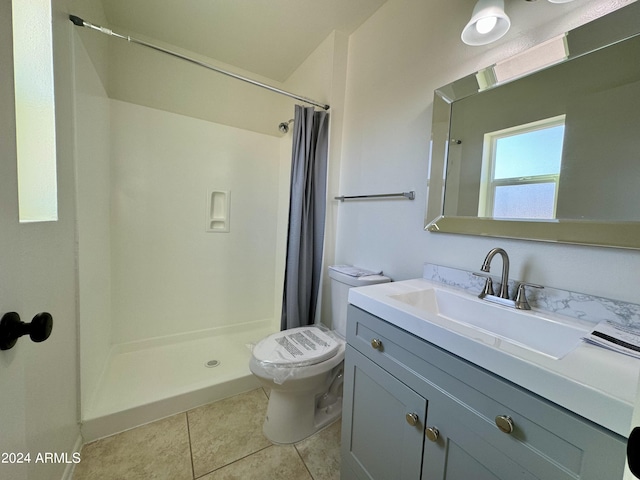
74,32,113,418
109,100,284,343
73,31,291,423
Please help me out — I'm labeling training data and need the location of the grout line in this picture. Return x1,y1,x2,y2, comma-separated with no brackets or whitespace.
189,388,274,479
193,444,275,479
294,443,315,480
260,386,270,399
185,411,196,480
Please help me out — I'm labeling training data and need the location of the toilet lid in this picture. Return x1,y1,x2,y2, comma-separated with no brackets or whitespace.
252,326,342,367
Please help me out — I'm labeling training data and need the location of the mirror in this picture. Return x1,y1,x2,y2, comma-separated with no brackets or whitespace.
425,2,640,249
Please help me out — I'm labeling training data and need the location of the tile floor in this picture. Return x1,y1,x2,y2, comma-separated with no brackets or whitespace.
72,388,341,480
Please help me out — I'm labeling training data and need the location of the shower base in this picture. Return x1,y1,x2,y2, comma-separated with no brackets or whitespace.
81,321,275,442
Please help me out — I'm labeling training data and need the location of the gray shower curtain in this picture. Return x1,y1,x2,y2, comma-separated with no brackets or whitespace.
281,105,329,330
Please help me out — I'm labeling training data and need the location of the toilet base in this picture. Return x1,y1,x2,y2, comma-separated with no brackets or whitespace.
248,333,346,444
262,388,342,444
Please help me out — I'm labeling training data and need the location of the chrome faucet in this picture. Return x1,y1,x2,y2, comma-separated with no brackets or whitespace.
476,248,545,310
480,248,510,299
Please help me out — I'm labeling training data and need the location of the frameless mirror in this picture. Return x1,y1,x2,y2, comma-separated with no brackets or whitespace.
425,2,640,249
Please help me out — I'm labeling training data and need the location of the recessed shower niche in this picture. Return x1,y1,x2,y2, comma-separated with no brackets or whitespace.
206,189,230,233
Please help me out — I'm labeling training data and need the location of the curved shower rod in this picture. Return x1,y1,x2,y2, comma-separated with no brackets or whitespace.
68,15,330,111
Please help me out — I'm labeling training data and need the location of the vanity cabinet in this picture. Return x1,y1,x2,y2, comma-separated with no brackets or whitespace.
341,305,626,480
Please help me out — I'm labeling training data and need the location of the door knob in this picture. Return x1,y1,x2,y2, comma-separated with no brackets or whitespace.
0,312,53,350
628,427,640,478
371,338,382,350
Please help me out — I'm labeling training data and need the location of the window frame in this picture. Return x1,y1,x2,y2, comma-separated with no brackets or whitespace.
477,115,565,219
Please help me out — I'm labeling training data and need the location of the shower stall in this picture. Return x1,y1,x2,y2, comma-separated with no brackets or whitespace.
71,17,329,441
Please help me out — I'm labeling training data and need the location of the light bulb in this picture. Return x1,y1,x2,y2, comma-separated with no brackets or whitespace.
476,16,498,34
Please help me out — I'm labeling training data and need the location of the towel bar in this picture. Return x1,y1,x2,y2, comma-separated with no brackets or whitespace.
334,191,415,202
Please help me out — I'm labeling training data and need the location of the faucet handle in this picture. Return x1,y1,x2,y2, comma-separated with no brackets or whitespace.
514,282,544,310
473,272,495,298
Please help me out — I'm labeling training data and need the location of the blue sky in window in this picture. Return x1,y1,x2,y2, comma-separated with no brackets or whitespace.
494,125,564,179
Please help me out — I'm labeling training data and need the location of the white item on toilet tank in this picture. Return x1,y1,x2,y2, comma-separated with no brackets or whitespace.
328,267,390,337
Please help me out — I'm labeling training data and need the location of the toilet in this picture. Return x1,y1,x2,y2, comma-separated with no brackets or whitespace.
249,266,390,444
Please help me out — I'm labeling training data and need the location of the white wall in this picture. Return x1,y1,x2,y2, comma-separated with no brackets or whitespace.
73,32,113,418
69,0,110,88
109,100,282,343
106,29,293,137
336,0,640,305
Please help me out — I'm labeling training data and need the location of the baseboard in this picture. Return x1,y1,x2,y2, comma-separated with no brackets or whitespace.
60,434,83,480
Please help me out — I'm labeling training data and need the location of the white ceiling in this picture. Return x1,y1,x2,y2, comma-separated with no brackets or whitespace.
101,0,388,83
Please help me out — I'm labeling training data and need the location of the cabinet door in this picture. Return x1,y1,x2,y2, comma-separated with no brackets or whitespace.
342,346,427,480
422,399,539,480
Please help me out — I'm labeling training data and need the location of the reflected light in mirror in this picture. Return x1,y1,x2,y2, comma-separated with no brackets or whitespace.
494,34,568,83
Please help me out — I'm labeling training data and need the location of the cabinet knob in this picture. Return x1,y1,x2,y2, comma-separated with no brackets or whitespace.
371,338,382,350
405,412,419,426
495,415,514,434
425,426,440,442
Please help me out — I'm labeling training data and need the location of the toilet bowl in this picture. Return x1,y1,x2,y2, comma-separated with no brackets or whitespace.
249,266,390,444
249,326,346,444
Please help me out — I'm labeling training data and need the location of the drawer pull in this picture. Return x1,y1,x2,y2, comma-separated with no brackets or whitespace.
495,415,514,434
371,338,383,350
406,413,419,426
425,426,440,442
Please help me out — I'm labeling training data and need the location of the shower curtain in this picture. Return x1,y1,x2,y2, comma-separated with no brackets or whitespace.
281,105,329,330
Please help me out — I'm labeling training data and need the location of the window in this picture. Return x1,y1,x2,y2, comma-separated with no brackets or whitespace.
12,0,58,222
478,116,564,220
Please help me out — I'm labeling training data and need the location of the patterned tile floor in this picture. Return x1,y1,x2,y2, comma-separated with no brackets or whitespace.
73,388,341,480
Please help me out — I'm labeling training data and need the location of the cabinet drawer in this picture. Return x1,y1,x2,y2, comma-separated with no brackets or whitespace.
347,305,625,480
427,379,583,480
347,304,425,380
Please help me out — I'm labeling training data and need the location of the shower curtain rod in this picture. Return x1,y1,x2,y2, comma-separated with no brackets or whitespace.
68,15,330,111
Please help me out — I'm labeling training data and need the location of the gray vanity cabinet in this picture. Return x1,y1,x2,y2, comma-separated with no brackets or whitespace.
342,347,426,479
341,305,626,480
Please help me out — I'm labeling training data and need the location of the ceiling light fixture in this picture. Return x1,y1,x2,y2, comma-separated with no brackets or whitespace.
461,0,511,46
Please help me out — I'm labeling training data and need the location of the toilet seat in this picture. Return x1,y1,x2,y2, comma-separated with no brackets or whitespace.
252,326,341,367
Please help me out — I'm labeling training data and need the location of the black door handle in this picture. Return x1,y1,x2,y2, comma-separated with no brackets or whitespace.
629,427,640,478
0,312,53,350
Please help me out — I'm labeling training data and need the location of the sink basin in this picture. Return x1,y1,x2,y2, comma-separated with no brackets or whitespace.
388,287,591,359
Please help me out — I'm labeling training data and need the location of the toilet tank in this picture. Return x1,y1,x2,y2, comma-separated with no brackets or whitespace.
328,267,390,337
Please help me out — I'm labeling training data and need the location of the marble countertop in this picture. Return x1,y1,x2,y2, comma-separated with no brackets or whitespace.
348,278,640,438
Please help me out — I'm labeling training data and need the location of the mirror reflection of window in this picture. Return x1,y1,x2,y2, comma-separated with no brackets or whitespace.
478,115,565,220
